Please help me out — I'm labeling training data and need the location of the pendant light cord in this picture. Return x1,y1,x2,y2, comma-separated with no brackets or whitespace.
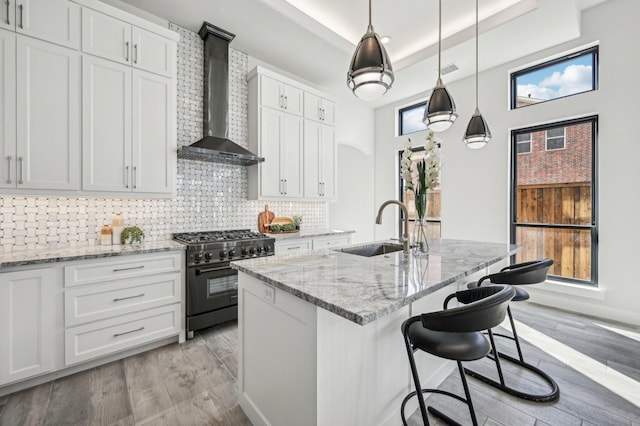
475,0,479,109
437,0,442,79
369,0,372,28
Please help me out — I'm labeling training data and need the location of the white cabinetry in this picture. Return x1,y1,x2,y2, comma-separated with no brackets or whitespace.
0,30,15,190
275,233,352,254
248,66,337,202
63,252,182,365
1,0,80,49
0,268,56,386
304,120,335,200
82,8,174,77
311,234,351,250
81,6,176,195
304,92,335,125
275,238,312,254
16,35,81,190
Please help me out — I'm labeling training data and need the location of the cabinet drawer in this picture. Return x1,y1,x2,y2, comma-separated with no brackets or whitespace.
65,304,180,365
65,272,181,326
64,253,182,287
275,238,311,254
312,235,351,250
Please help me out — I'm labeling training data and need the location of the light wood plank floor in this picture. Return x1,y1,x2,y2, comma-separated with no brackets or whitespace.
1,302,639,425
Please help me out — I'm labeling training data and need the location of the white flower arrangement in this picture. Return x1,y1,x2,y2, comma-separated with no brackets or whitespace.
401,131,442,219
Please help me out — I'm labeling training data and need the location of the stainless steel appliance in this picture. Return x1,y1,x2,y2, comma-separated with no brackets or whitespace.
173,230,275,338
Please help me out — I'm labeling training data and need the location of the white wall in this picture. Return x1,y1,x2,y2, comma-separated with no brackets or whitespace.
374,0,640,325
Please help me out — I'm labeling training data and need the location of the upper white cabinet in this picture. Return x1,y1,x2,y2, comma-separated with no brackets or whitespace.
0,267,57,386
304,121,336,200
248,66,337,202
1,0,80,49
82,8,175,77
304,92,335,125
16,35,81,190
260,74,303,116
0,30,16,190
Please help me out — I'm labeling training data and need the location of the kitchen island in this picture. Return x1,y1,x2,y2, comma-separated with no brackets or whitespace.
231,239,519,426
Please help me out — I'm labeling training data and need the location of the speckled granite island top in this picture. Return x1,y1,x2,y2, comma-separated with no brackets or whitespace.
0,240,185,269
267,228,354,240
232,238,519,325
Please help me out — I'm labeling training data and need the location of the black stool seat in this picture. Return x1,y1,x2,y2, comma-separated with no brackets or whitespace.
401,284,515,426
407,326,491,361
465,258,559,402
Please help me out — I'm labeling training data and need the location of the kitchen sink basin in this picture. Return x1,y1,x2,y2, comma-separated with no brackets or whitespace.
336,242,404,257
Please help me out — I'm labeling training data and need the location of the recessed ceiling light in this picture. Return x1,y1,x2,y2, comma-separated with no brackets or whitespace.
381,36,391,44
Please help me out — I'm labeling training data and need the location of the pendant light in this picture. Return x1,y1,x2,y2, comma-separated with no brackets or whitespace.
347,0,394,101
423,0,458,132
464,0,492,149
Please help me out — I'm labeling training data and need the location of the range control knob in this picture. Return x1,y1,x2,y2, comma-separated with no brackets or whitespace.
256,246,263,254
241,248,248,256
194,253,204,262
219,250,227,259
264,246,271,253
204,252,213,261
249,247,256,255
228,249,237,257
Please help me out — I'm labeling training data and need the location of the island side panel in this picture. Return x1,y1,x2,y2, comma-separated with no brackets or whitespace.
316,305,411,426
238,272,318,426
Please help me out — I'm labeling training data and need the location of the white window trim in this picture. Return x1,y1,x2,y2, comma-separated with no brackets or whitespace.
528,279,606,301
545,128,566,151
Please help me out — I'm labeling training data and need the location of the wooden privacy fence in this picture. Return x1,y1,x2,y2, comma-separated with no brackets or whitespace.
516,182,592,281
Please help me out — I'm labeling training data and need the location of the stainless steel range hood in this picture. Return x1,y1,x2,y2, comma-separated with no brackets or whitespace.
177,22,264,166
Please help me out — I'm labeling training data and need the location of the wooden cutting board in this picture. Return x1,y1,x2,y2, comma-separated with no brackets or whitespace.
258,204,275,233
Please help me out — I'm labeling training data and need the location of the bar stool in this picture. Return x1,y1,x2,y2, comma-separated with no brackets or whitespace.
401,284,515,426
466,258,559,402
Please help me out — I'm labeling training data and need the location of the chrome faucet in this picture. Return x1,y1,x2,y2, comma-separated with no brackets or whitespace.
375,200,410,255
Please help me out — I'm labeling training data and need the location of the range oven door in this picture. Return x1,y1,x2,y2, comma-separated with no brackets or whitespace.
187,261,238,316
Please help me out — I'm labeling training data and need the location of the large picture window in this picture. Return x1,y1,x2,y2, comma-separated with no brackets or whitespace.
511,46,598,109
510,116,598,285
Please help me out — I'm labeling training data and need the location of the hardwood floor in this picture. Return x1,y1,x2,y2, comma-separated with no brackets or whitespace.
1,302,638,425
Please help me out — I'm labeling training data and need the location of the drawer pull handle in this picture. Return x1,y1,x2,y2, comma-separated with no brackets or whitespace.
230,295,238,300
113,326,144,337
113,293,145,302
287,246,301,250
113,265,145,272
5,0,9,25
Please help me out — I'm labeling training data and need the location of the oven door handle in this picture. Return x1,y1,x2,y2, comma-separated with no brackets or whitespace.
195,266,235,275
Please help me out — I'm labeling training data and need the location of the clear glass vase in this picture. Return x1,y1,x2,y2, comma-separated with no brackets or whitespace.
412,191,429,257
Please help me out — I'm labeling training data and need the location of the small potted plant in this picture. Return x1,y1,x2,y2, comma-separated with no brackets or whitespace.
292,215,303,230
120,226,145,244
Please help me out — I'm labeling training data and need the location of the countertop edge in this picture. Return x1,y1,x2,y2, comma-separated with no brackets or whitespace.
268,229,355,241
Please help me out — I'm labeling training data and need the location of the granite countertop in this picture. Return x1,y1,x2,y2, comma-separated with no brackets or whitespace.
232,239,519,325
268,229,355,241
0,240,185,269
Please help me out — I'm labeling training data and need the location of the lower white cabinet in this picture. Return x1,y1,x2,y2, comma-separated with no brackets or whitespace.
311,234,351,250
63,252,183,366
0,268,56,386
275,238,312,254
275,234,352,254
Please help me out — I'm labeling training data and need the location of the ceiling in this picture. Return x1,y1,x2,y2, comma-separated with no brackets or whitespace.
114,0,607,108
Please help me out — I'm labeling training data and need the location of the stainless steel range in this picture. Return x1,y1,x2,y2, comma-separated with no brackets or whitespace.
173,229,275,338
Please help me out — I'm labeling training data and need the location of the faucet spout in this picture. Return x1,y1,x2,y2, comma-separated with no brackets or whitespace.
375,200,410,255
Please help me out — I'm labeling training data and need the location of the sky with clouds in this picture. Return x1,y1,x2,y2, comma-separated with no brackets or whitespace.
516,54,594,101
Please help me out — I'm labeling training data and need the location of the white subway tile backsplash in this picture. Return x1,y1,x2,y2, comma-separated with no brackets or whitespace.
0,24,327,253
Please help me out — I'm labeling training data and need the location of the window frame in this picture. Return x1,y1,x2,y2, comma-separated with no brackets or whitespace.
398,101,427,136
510,115,599,286
545,127,566,151
510,46,599,110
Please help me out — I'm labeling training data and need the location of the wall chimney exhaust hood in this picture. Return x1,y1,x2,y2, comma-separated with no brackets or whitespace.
177,22,264,166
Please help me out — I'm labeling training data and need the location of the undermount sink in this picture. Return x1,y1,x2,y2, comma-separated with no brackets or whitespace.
336,242,404,257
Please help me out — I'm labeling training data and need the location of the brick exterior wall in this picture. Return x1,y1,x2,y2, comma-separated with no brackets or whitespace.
517,122,592,185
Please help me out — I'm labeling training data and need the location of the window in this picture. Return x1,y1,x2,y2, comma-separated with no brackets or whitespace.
516,133,531,154
546,127,565,150
510,46,598,109
398,147,441,239
510,116,598,285
399,102,427,135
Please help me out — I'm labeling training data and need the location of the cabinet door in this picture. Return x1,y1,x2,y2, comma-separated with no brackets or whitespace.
0,30,16,189
281,113,303,198
320,124,336,199
282,83,302,116
303,92,321,122
132,26,174,77
259,107,283,198
82,7,131,65
16,0,80,49
303,120,321,199
321,99,335,125
260,74,284,111
82,55,131,192
0,0,14,31
0,268,56,386
16,35,81,190
132,69,175,193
